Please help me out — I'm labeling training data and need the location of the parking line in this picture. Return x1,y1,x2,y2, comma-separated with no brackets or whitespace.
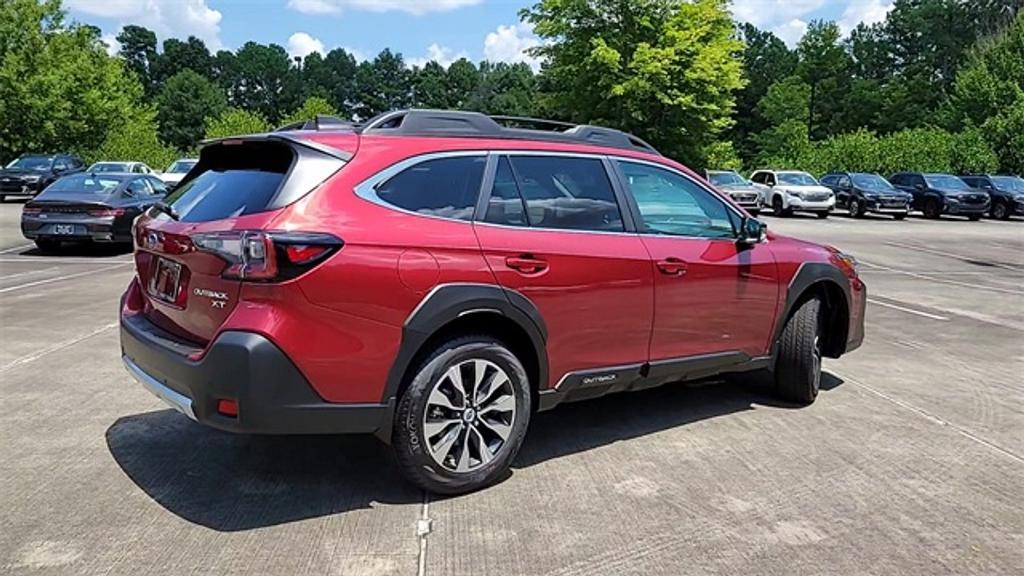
0,257,133,264
885,241,1024,271
867,298,949,321
0,263,129,294
0,243,32,254
0,322,117,373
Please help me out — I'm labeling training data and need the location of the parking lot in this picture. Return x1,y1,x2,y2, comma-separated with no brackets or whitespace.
0,201,1021,575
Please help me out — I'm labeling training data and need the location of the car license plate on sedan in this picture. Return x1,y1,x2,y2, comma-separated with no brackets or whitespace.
149,258,182,304
54,224,75,235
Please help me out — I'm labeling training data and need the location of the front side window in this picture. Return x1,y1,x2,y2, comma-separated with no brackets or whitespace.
125,179,149,197
506,155,623,232
617,161,737,239
837,175,851,188
375,156,486,221
924,174,969,190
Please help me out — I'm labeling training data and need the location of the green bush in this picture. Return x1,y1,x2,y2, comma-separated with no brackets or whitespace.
950,126,1000,174
204,108,272,140
280,96,340,128
701,140,744,171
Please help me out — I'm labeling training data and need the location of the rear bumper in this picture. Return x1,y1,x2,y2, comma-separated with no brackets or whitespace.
120,311,393,436
22,216,130,243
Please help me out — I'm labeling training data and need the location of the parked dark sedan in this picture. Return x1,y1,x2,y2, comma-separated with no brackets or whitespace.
821,172,912,219
21,173,168,252
959,174,1024,220
889,172,990,220
0,153,85,201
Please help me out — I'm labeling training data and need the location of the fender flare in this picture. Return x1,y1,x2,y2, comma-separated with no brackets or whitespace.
771,262,854,359
381,283,548,406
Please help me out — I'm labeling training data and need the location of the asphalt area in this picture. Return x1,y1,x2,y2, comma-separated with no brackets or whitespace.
1,200,1021,575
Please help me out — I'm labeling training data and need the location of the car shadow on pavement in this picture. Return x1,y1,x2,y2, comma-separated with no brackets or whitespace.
106,371,843,531
18,243,133,257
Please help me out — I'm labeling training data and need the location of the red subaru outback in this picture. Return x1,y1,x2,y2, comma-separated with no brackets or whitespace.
120,110,865,494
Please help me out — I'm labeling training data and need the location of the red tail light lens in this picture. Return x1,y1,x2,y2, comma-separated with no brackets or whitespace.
191,230,342,282
88,208,126,217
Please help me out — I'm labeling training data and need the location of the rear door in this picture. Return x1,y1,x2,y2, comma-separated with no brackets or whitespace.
613,159,779,361
132,139,343,344
473,154,654,388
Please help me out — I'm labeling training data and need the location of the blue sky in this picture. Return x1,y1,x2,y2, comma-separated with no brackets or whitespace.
66,1,895,68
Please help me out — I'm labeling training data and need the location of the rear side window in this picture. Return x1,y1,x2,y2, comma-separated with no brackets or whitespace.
162,142,293,223
484,157,527,226
507,155,623,232
376,156,486,221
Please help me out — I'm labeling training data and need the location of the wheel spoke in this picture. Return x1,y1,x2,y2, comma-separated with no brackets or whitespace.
428,382,461,411
475,372,503,407
455,427,472,472
423,418,461,439
470,426,494,465
479,392,514,415
477,417,512,442
429,423,462,461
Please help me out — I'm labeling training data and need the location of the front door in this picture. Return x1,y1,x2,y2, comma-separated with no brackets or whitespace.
473,154,654,389
613,159,780,362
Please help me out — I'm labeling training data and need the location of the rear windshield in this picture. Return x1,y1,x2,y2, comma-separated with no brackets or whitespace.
46,174,123,194
162,142,292,222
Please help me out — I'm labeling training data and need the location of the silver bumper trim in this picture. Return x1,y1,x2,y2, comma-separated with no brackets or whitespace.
122,355,197,420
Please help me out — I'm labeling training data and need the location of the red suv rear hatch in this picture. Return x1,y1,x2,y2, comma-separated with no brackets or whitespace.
132,137,348,345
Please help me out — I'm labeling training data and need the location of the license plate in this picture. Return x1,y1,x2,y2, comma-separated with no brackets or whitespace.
149,258,182,304
54,224,75,235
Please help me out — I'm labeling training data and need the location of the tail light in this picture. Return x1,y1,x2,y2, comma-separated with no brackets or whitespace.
23,206,41,215
88,208,126,217
191,230,342,281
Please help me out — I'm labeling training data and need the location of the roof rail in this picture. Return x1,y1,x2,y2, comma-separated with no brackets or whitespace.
274,115,358,132
356,109,661,155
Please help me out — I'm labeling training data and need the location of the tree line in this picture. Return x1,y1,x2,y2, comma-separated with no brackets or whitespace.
1,0,1021,175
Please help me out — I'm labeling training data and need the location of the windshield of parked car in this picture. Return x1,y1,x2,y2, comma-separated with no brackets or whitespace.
991,176,1024,193
45,174,124,194
166,160,197,174
852,173,898,192
925,174,970,191
88,162,130,173
707,172,747,186
6,156,52,171
777,172,818,186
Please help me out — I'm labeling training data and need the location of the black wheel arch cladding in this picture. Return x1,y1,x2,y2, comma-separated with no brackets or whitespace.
773,263,854,359
382,283,549,407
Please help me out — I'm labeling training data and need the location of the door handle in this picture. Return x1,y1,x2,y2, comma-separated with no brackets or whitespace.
656,258,688,276
505,255,548,274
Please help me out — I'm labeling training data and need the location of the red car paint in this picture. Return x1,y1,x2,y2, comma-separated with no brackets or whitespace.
122,129,864,406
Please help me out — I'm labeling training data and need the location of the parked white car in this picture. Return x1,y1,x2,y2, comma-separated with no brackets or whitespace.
159,158,198,187
87,161,154,174
750,170,835,218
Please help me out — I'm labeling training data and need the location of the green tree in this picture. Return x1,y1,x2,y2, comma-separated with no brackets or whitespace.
205,108,272,139
413,61,449,108
796,21,854,139
281,96,340,126
116,25,158,96
354,49,412,119
445,58,480,109
88,106,176,168
0,0,148,162
758,76,811,125
302,48,359,115
156,70,226,150
157,36,214,82
228,42,295,122
732,24,797,162
523,0,745,164
473,61,537,116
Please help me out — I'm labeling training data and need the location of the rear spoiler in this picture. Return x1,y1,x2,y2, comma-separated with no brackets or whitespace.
199,133,353,162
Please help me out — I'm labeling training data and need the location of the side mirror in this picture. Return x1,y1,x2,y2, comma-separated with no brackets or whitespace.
738,217,767,245
915,183,925,191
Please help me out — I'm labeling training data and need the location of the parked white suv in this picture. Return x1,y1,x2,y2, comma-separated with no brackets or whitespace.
750,170,835,218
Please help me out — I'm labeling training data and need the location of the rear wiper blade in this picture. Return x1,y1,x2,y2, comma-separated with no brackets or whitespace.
151,202,180,221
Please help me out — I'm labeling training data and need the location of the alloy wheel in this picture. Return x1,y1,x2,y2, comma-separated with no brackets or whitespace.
848,199,860,217
992,203,1007,219
421,359,517,473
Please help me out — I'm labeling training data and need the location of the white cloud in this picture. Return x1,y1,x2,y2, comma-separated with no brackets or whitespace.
838,0,894,34
101,32,121,56
287,32,325,60
68,0,223,50
731,0,825,28
483,23,543,72
287,0,481,16
407,43,470,68
773,18,810,46
343,46,370,63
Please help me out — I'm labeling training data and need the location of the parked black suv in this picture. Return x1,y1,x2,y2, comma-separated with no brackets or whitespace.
821,172,912,219
958,174,1024,220
0,154,85,202
889,172,990,220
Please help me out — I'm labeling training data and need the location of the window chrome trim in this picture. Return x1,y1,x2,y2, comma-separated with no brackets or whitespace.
353,150,489,224
608,155,749,237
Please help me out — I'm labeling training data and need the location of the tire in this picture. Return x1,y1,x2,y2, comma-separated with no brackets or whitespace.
393,335,532,495
774,296,822,405
991,202,1008,220
772,195,791,217
847,198,863,218
34,239,61,253
816,211,829,219
893,213,906,220
748,209,761,217
0,194,5,203
968,214,982,221
924,198,942,219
